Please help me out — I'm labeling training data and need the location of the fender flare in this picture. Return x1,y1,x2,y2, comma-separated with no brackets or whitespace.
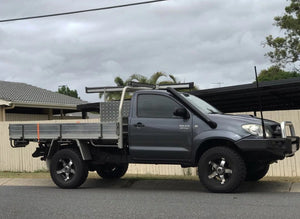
47,139,92,161
193,130,244,163
75,140,92,160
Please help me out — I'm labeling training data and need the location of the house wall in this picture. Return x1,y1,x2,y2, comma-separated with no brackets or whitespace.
0,111,300,177
6,113,49,121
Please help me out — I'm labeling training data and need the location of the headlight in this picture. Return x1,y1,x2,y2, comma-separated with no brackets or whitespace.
242,124,272,137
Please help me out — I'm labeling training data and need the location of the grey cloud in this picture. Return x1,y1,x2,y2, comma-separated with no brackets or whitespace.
0,0,288,102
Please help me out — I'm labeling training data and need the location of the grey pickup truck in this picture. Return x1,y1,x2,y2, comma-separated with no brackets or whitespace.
9,84,299,192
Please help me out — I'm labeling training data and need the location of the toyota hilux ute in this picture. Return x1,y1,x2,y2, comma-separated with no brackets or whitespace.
9,83,299,193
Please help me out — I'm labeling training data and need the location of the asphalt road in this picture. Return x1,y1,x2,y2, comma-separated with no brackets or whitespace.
1,179,300,219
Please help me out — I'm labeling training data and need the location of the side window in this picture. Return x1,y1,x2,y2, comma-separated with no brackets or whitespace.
137,94,181,118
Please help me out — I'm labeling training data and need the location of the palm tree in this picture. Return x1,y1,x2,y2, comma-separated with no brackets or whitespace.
129,72,167,85
99,76,131,101
128,74,149,84
158,74,178,85
160,74,199,91
99,72,193,101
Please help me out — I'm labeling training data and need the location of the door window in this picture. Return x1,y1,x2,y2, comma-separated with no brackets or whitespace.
137,94,181,118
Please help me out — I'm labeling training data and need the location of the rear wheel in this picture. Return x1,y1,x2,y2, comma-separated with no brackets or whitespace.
198,147,246,193
50,149,88,189
245,163,269,181
96,163,128,179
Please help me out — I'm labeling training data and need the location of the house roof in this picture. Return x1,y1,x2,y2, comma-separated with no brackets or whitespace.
0,80,87,109
191,77,300,113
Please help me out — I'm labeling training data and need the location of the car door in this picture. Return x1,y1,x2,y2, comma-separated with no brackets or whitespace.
129,93,193,162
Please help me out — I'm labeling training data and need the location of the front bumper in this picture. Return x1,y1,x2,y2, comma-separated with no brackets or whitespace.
236,136,299,162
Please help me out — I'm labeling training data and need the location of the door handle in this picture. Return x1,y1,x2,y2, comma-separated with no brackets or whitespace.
134,122,145,128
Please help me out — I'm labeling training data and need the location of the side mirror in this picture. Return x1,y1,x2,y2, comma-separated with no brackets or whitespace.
174,108,190,119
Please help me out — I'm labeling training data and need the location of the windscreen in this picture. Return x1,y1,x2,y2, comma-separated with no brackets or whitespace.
180,93,222,114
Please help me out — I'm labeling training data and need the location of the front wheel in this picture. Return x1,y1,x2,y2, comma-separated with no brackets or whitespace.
198,147,246,193
50,149,88,189
96,163,128,179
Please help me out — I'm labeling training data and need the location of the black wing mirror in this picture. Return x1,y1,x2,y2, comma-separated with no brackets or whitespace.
174,108,190,119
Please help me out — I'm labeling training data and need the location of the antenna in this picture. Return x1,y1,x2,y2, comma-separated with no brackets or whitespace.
254,66,266,138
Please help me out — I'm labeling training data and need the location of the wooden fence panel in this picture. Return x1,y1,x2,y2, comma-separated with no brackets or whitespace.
0,119,99,172
0,122,46,171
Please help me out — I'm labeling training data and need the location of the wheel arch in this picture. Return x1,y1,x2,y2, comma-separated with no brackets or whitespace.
47,139,92,161
194,138,243,165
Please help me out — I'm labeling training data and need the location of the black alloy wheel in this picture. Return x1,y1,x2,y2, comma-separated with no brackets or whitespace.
198,147,246,193
50,149,88,189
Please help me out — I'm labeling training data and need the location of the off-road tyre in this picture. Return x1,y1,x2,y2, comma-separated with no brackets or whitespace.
50,149,88,189
198,146,246,193
245,163,269,181
96,163,129,179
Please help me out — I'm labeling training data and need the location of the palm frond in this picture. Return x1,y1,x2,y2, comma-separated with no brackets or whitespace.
114,76,125,86
169,74,179,83
149,72,166,84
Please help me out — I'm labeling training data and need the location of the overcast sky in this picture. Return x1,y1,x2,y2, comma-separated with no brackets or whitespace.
0,0,287,102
